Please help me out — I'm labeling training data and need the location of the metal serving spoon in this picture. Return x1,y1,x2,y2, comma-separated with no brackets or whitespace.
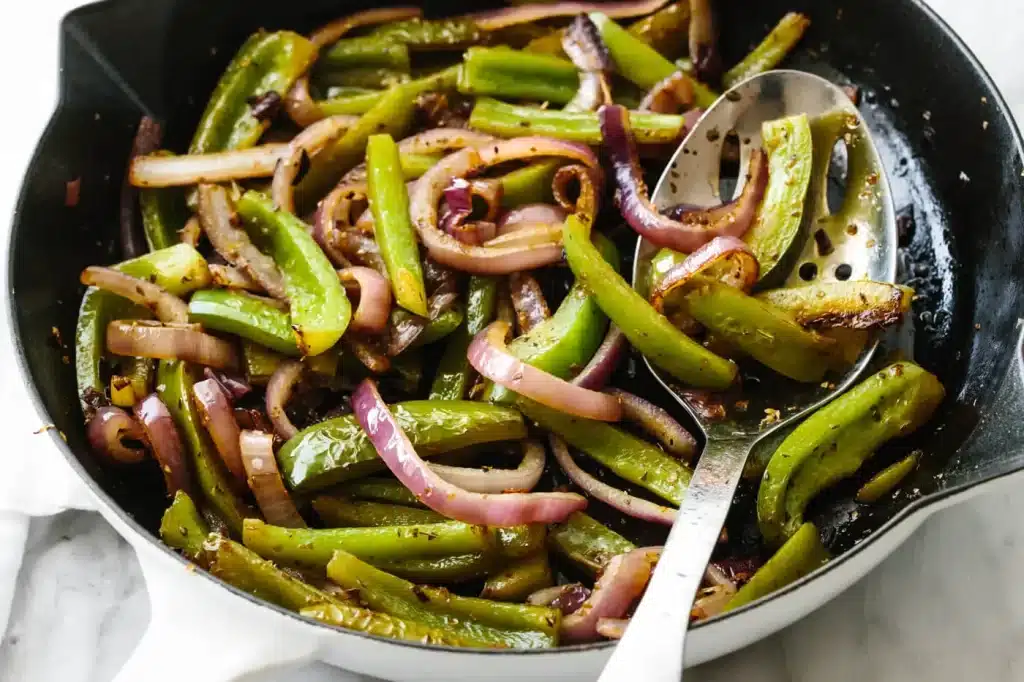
598,70,897,681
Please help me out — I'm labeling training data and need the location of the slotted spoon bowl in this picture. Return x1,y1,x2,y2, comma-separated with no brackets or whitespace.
600,69,897,681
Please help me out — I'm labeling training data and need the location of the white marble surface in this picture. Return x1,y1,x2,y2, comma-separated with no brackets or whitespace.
3,1,1024,681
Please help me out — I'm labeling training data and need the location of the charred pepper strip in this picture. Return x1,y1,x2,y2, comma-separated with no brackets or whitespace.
563,213,737,388
374,554,495,584
758,362,945,544
314,496,444,527
321,36,412,72
549,511,636,576
76,244,211,411
723,12,811,89
189,290,300,356
429,325,475,400
469,97,687,145
316,67,410,90
335,477,427,507
159,491,210,562
519,399,691,505
683,279,836,383
319,89,386,116
190,31,317,154
369,17,485,49
481,553,553,602
856,451,920,503
158,360,255,534
725,522,829,611
278,401,528,491
236,191,351,356
242,518,498,570
327,550,560,649
627,1,691,59
458,47,579,105
206,534,350,611
367,134,429,317
412,305,464,347
302,602,480,646
588,12,717,108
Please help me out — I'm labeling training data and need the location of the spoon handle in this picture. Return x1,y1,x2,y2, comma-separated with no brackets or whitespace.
597,437,755,682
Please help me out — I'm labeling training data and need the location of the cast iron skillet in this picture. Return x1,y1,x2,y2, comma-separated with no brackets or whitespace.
9,0,1024,664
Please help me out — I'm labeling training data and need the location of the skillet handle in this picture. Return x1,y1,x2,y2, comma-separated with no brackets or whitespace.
111,543,321,682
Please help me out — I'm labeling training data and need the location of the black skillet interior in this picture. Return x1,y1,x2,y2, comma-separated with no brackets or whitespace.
10,0,1024,579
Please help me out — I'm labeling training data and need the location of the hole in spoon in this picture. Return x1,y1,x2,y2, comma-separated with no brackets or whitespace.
718,130,741,200
826,138,849,215
798,262,818,281
835,263,853,280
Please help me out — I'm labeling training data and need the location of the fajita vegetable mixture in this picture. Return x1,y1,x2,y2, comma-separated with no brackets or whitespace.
78,1,944,648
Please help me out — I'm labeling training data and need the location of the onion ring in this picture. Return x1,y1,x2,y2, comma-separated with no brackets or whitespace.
467,1,671,30
193,378,246,482
107,320,239,370
429,440,546,494
134,393,191,497
497,204,567,236
266,360,305,440
562,547,660,643
272,115,359,213
81,266,189,324
508,272,551,334
571,326,627,391
130,145,289,187
639,71,696,114
87,406,148,465
604,389,698,461
338,266,392,334
239,429,307,528
649,236,760,313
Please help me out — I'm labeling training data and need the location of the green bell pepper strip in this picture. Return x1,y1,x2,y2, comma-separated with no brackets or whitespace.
856,451,921,503
519,400,691,505
469,97,687,145
496,524,547,560
138,152,189,251
563,214,737,388
327,550,560,649
159,491,211,562
242,340,286,384
75,244,211,411
302,602,481,647
481,553,553,602
206,534,351,611
242,518,498,570
321,36,412,72
373,554,495,584
588,13,718,108
411,305,464,348
278,400,528,491
683,279,835,383
486,233,618,404
429,325,474,401
319,88,385,116
158,361,255,534
314,496,445,527
758,362,945,544
236,191,351,356
369,18,485,50
723,12,811,89
744,114,813,282
549,512,636,576
296,66,459,210
314,67,410,90
466,276,499,336
367,134,429,317
334,477,427,507
498,161,561,209
189,289,300,356
725,522,829,611
627,1,691,59
458,47,579,105
190,31,316,154
399,153,443,180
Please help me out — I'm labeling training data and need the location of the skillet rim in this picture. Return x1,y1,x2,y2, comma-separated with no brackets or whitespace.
8,0,1024,657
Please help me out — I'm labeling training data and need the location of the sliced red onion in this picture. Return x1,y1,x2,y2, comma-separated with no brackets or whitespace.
193,378,246,482
528,583,591,614
272,115,359,213
398,128,496,156
332,229,388,277
203,367,252,401
467,1,670,30
497,204,567,236
344,336,392,374
595,618,629,639
688,0,721,83
313,184,368,267
550,436,677,525
680,389,727,421
477,136,600,172
338,266,392,334
130,145,289,187
483,224,563,251
134,394,191,497
429,440,546,494
180,215,202,248
266,360,304,440
285,7,423,127
81,266,189,324
120,116,163,258
209,264,263,293
691,583,737,621
352,379,587,525
234,407,274,433
563,14,613,112
604,389,697,461
705,562,737,589
571,326,627,390
508,272,551,334
639,72,695,114
107,320,239,370
561,547,660,643
649,237,759,314
87,406,148,465
599,104,769,252
552,164,602,218
470,322,622,422
198,184,288,300
239,429,307,528
387,291,459,356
